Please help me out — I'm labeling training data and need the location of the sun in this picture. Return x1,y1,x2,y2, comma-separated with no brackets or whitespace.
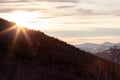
3,11,50,31
4,11,40,28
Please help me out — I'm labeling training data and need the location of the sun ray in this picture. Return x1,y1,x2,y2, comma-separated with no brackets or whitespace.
7,27,21,59
21,28,33,47
0,24,35,58
0,25,16,36
9,27,34,53
20,28,37,56
11,27,21,50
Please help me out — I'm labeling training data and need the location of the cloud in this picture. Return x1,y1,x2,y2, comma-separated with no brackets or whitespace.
77,8,94,15
112,10,120,16
43,0,78,2
59,36,120,44
63,21,102,24
1,0,120,16
0,0,79,3
0,0,24,3
56,5,76,9
24,8,50,12
45,28,120,37
0,8,14,13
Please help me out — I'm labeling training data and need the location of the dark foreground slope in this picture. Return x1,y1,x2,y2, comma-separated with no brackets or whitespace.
0,18,120,80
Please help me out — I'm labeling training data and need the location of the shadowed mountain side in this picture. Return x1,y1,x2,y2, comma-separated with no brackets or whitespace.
0,18,120,80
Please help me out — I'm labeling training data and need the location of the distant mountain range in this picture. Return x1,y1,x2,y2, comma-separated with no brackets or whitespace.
96,46,120,63
75,42,120,64
75,42,120,53
0,18,120,80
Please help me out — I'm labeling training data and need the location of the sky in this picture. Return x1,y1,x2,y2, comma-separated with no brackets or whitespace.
0,0,120,44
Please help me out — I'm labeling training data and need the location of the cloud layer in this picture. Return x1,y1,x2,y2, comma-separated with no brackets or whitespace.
0,0,120,44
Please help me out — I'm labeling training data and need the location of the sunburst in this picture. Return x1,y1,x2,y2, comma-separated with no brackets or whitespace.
11,27,33,49
0,24,33,53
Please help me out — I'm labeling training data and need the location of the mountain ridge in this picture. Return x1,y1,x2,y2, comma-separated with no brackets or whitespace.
75,42,117,53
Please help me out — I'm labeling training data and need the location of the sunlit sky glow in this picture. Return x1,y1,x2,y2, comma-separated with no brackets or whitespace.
1,0,120,44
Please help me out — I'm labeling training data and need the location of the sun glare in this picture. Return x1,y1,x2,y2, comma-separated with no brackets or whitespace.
4,11,46,30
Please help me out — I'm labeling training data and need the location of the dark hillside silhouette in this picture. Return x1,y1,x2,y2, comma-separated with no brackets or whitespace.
0,18,120,80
